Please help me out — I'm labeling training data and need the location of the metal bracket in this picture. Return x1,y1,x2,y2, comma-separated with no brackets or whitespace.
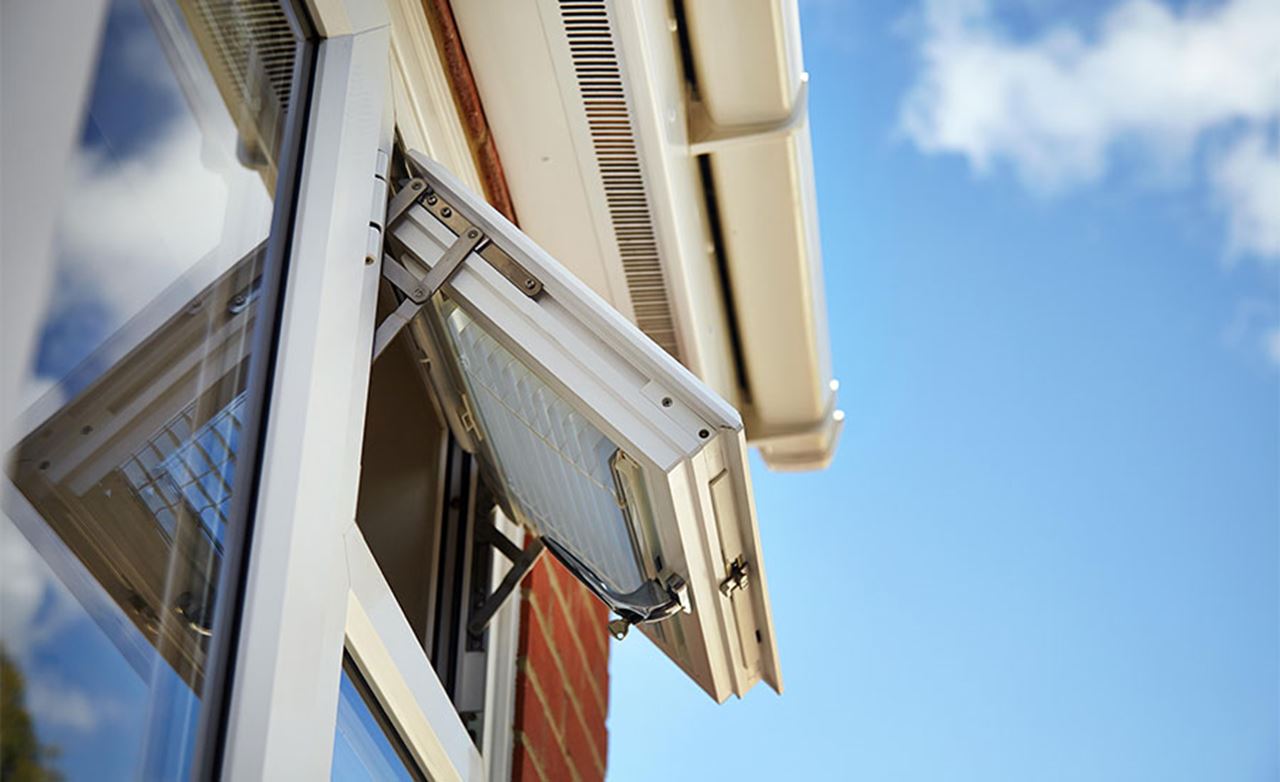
372,174,546,361
688,77,809,156
467,524,545,637
373,227,483,360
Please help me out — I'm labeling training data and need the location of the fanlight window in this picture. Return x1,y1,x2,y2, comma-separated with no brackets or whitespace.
377,152,781,702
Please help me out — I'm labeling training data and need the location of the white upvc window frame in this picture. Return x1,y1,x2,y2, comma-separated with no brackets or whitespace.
386,153,782,704
220,1,497,779
223,0,788,774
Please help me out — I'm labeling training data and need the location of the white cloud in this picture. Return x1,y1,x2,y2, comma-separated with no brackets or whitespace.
901,0,1280,258
1211,130,1280,258
1266,327,1280,365
0,513,79,660
54,114,272,337
25,676,103,733
1,513,137,736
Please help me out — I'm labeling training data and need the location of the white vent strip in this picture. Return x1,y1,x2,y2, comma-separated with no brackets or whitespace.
186,0,297,162
559,0,682,358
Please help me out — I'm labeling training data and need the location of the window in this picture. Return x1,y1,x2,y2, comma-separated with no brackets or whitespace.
383,152,782,703
1,0,308,777
333,654,429,782
355,325,500,743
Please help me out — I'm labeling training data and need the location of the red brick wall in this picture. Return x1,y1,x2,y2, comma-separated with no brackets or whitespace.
512,556,611,782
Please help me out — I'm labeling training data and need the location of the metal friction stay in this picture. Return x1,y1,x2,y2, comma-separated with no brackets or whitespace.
467,520,545,637
372,172,543,361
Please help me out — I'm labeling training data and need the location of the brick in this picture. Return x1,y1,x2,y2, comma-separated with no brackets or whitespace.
515,731,570,782
564,696,605,780
595,714,609,772
537,740,572,782
512,741,545,782
571,592,610,685
520,607,567,735
564,645,606,723
593,716,609,778
514,671,558,758
573,675,607,749
542,586,603,708
516,552,613,782
526,558,558,598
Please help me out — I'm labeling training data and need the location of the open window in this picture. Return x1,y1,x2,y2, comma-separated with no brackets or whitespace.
376,152,781,702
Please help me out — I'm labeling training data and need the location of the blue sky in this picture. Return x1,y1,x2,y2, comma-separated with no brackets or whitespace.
609,1,1279,780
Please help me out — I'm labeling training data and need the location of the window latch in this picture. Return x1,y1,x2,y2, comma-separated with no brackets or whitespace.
719,555,750,597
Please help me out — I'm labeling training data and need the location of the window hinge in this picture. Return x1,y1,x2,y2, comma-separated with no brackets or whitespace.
372,225,483,360
365,149,391,266
371,168,545,362
719,555,749,597
401,171,544,299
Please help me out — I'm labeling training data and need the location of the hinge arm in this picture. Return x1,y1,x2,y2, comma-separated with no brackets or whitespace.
372,224,483,360
467,527,545,637
372,172,545,362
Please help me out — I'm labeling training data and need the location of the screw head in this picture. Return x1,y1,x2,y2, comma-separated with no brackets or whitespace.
411,181,423,190
441,207,452,218
698,428,710,439
661,397,673,407
467,229,479,238
426,195,438,205
524,279,537,290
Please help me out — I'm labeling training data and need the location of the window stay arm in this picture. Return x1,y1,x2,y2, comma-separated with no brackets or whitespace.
373,171,544,362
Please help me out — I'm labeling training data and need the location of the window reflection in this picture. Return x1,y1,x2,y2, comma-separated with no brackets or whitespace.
332,656,427,782
1,0,303,779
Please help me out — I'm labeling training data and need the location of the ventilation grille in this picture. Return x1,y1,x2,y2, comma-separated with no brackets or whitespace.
181,0,299,169
559,1,682,360
122,392,247,550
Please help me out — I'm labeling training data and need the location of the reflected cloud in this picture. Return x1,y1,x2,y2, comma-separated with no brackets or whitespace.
0,515,79,661
26,676,110,734
38,114,271,383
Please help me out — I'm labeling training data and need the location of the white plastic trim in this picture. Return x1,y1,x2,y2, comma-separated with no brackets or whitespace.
220,23,392,781
304,0,389,38
345,527,484,782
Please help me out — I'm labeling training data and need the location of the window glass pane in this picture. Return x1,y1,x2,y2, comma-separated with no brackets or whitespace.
439,302,646,595
332,658,426,782
1,0,303,779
